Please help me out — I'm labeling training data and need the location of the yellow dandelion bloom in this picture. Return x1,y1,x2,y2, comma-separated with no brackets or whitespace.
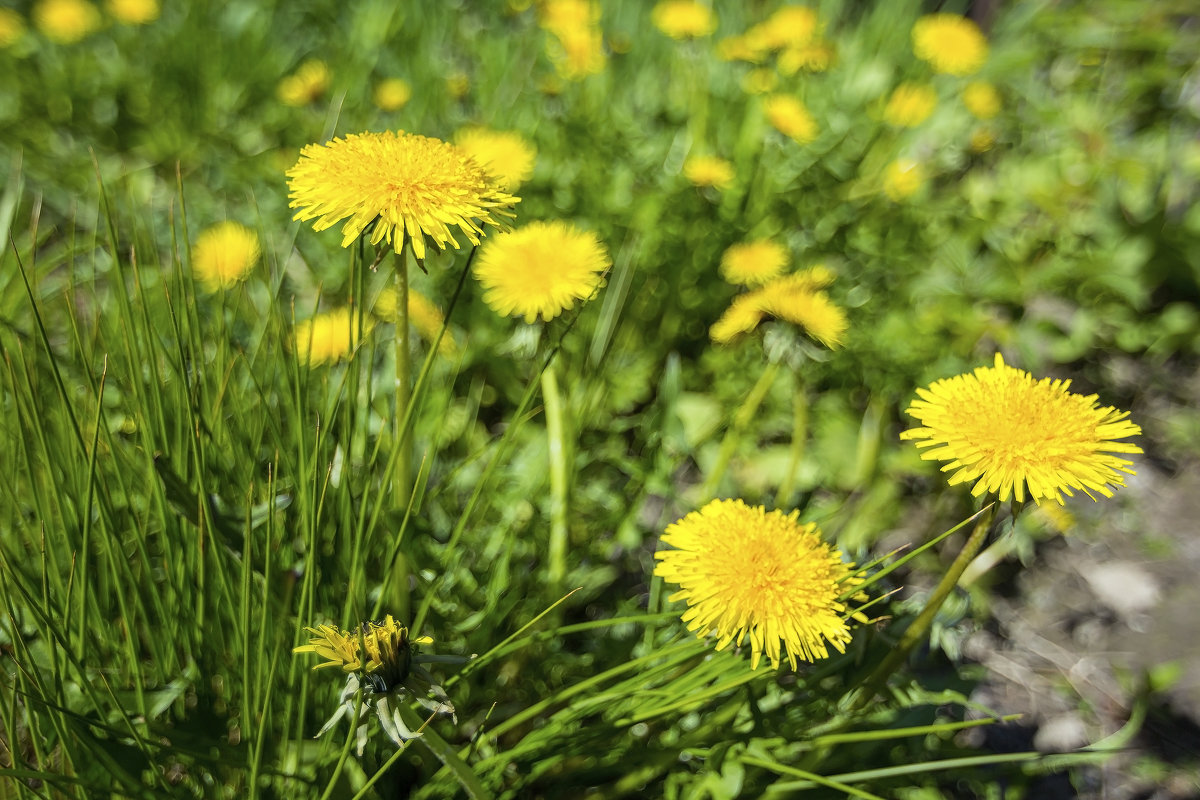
454,128,537,192
373,78,412,111
655,499,864,670
962,80,1001,120
900,353,1143,504
548,25,607,79
765,94,818,144
293,308,368,366
710,294,766,344
711,268,845,348
651,0,716,39
294,615,434,686
106,0,158,25
779,40,834,74
883,82,937,127
286,131,519,261
683,155,735,190
882,158,925,201
716,33,766,63
33,0,100,44
539,0,597,34
912,13,988,76
0,8,28,46
375,288,456,355
474,220,610,323
278,59,330,107
191,221,260,292
752,5,818,50
720,240,788,286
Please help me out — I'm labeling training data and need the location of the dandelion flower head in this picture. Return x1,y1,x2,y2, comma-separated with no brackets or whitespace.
0,9,26,47
191,221,260,292
34,0,100,44
293,308,368,366
278,59,331,107
720,239,788,286
962,80,1001,120
882,158,925,201
883,82,937,127
294,615,434,688
652,0,717,39
474,220,610,323
540,0,606,80
765,94,818,144
454,127,537,192
655,499,864,670
683,155,735,190
106,0,159,25
374,78,412,111
900,353,1143,504
711,267,845,348
912,13,988,76
286,130,519,261
751,5,818,50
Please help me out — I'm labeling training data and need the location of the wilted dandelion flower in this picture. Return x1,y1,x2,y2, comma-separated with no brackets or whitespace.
962,80,1001,119
293,308,367,366
655,499,865,670
106,0,158,25
373,78,412,111
912,13,988,76
652,0,716,39
765,94,818,143
711,268,845,348
900,353,1143,504
375,288,457,356
278,59,330,107
294,615,455,753
720,240,788,286
474,220,610,323
882,158,924,201
33,0,100,43
286,131,519,261
0,9,26,47
883,82,937,127
191,221,260,291
683,155,735,190
454,128,537,192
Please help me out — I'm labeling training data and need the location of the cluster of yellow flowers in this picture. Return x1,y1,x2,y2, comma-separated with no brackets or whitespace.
538,0,607,80
0,0,158,46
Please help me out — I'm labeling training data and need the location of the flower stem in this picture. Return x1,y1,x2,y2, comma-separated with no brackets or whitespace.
393,246,411,506
776,375,808,507
699,361,780,501
542,364,570,593
853,504,996,708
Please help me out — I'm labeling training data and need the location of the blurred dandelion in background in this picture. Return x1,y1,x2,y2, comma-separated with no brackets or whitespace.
473,220,610,323
105,0,159,26
651,0,717,40
277,59,330,107
454,127,537,192
719,239,788,286
683,154,735,190
374,288,456,356
294,616,455,754
286,131,519,261
765,94,818,143
900,353,1143,504
882,158,925,201
33,0,100,44
912,13,989,76
292,308,367,366
539,0,606,80
655,499,866,670
373,77,412,111
962,80,1001,119
190,221,260,292
883,82,937,127
711,267,846,348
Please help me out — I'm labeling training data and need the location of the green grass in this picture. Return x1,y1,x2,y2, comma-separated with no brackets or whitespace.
1,0,1197,797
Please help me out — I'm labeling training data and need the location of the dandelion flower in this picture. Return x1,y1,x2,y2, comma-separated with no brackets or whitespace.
474,220,610,323
0,9,26,47
711,268,845,348
652,0,716,39
278,59,330,107
683,155,735,190
912,13,988,76
765,94,818,144
454,128,537,192
655,499,864,670
286,130,519,261
882,158,924,201
753,5,818,50
293,308,368,366
294,615,454,752
106,0,158,25
375,288,456,355
191,221,260,291
373,78,412,111
900,353,1143,504
720,240,788,286
716,33,766,63
540,0,606,79
33,0,100,44
962,80,1001,120
883,82,937,127
710,294,766,344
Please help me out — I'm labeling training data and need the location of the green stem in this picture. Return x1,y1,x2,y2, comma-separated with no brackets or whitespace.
394,246,412,507
776,375,808,507
699,361,779,501
853,504,996,707
542,364,569,593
